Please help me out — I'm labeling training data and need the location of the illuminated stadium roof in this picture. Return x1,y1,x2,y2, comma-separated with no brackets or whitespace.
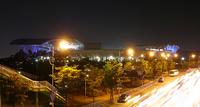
10,38,84,53
10,38,51,45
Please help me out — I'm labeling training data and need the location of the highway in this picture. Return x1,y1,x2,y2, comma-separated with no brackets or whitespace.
131,68,200,107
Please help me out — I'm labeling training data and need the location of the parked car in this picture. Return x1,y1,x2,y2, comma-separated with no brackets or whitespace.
117,94,131,103
169,69,179,77
158,77,164,82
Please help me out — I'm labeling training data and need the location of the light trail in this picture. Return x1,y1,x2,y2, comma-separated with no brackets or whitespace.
134,68,200,107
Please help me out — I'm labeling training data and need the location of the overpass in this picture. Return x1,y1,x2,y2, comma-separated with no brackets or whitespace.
0,64,66,103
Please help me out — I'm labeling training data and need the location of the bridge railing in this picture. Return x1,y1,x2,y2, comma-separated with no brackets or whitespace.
0,64,66,102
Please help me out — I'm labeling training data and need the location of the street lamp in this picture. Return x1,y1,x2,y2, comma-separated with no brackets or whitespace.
181,57,185,69
160,52,166,58
149,51,155,58
174,53,178,58
166,53,171,58
85,74,89,97
127,48,134,57
190,54,197,68
191,54,196,59
140,54,144,58
160,52,167,77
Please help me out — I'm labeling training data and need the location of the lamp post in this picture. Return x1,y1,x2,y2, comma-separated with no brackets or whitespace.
189,54,196,68
127,48,134,60
174,53,178,58
181,57,185,69
49,40,69,107
140,54,144,58
160,52,166,77
49,46,55,107
148,51,155,60
85,74,89,97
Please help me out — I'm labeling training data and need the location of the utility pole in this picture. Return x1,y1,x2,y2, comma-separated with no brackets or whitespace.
49,46,55,107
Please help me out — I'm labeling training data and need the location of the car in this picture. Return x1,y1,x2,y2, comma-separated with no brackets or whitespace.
158,77,164,82
169,69,179,77
117,94,131,103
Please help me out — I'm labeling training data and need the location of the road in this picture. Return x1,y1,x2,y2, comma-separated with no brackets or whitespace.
110,68,200,107
133,68,200,107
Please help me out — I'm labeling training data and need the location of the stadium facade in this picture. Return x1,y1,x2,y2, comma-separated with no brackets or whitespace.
10,38,179,59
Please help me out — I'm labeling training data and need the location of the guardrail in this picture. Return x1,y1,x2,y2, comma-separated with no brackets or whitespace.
82,79,158,107
0,64,66,102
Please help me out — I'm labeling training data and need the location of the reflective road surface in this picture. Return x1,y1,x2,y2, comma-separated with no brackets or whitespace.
130,69,200,107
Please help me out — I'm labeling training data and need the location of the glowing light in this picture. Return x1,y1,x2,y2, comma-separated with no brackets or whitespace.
59,40,70,50
181,57,185,61
161,52,166,58
35,59,39,62
164,45,180,53
166,53,171,57
108,56,114,60
46,56,50,60
95,56,101,62
141,54,144,58
174,53,178,58
127,48,134,57
191,54,196,59
137,69,200,107
128,56,133,60
149,51,155,57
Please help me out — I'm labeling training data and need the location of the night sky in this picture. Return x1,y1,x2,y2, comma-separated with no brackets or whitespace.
0,1,200,57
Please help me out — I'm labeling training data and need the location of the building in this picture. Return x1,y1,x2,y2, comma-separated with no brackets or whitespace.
10,38,84,53
10,38,180,60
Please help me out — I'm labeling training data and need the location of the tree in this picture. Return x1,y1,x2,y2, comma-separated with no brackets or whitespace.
138,59,151,84
103,60,123,103
83,65,104,103
167,60,176,71
52,65,80,106
124,61,134,71
84,65,104,95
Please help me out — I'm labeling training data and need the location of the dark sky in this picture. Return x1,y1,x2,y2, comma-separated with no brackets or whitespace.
0,1,200,57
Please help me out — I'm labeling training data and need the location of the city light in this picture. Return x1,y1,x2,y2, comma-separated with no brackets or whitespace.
128,56,133,60
140,54,144,58
160,52,166,58
166,53,171,58
181,57,185,61
59,40,70,50
35,59,39,62
191,54,196,59
108,55,114,60
46,56,50,60
149,51,155,57
174,53,178,58
127,48,134,57
95,56,101,62
137,69,200,107
58,39,82,50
